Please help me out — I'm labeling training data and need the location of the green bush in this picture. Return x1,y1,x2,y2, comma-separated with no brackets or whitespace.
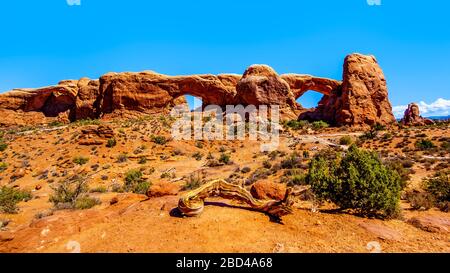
281,152,301,169
183,174,202,190
74,196,101,210
219,153,231,164
423,171,450,204
73,156,89,165
0,142,7,152
106,138,117,148
0,186,32,214
151,135,168,145
49,175,89,208
192,152,203,161
284,120,309,130
124,169,150,194
311,121,329,130
406,191,434,210
339,136,353,145
415,139,435,150
0,162,7,172
306,145,403,218
116,153,128,163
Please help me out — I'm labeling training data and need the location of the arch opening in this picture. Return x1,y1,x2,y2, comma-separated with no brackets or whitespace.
296,90,324,109
184,95,203,112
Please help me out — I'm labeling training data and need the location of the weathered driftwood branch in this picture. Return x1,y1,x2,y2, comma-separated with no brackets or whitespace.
178,179,308,219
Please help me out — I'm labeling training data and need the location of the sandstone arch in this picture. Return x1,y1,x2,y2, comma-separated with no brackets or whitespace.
0,53,397,127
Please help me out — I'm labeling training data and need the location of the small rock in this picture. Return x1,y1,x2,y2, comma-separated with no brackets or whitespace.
407,216,450,233
146,182,179,198
35,184,42,191
110,197,119,205
0,232,15,242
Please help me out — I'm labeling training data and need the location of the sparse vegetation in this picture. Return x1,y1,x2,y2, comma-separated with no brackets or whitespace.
0,186,32,214
311,121,329,130
192,152,203,161
49,174,100,210
423,171,450,210
116,153,128,163
73,156,89,165
0,142,7,152
151,135,168,145
415,139,435,150
106,138,117,148
339,136,353,145
124,169,150,194
219,153,231,164
0,162,7,172
183,173,202,190
307,146,403,218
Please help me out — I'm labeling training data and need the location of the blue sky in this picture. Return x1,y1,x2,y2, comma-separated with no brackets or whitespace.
0,0,449,117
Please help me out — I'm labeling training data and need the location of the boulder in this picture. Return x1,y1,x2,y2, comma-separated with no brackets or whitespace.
407,215,450,233
146,181,180,197
78,125,115,145
250,181,286,201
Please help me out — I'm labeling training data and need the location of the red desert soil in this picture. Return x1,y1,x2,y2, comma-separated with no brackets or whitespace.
0,120,449,253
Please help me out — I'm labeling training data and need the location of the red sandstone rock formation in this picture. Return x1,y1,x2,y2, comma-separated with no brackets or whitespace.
0,53,396,127
400,103,434,126
299,54,396,126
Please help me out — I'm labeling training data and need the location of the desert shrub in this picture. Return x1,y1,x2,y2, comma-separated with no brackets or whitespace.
423,171,450,204
359,130,378,141
382,133,393,140
124,169,150,194
74,196,101,210
151,135,168,145
306,145,403,218
262,160,272,169
405,191,434,210
384,158,414,188
339,136,353,145
284,169,307,186
48,121,64,127
302,150,310,159
0,142,7,152
0,162,7,172
241,166,251,173
106,138,117,148
311,121,329,130
0,186,32,214
284,120,309,130
195,141,204,149
372,123,386,131
441,141,450,151
49,175,88,205
73,156,89,165
183,173,202,190
281,152,301,169
192,152,203,161
116,153,128,163
138,156,147,164
49,174,100,210
73,119,101,126
89,186,107,193
219,153,231,164
415,139,435,150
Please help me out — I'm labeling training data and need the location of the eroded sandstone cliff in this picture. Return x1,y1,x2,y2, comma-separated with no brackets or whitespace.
0,53,396,127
